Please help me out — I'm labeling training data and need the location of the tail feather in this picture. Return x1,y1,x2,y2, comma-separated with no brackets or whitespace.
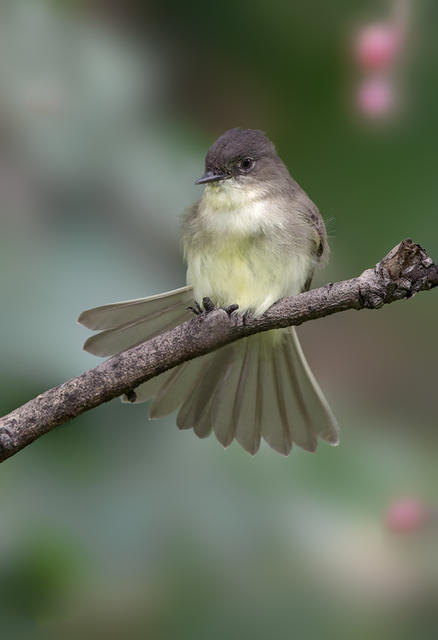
212,344,248,448
280,338,317,452
287,328,339,445
83,306,191,357
176,346,234,437
259,340,293,456
78,285,193,330
234,342,262,455
150,357,207,419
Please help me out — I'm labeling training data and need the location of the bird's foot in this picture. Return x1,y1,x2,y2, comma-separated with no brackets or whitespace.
188,297,239,316
223,303,239,315
202,296,216,313
125,389,137,403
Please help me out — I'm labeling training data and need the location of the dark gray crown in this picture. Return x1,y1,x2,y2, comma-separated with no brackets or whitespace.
205,128,277,171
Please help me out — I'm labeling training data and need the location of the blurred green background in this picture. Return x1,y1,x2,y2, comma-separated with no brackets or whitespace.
1,0,437,638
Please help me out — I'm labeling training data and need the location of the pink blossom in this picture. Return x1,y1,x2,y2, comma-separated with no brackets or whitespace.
384,497,429,532
357,77,394,117
356,23,400,71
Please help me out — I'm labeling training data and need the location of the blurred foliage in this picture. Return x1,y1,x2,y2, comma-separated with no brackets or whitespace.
0,0,437,638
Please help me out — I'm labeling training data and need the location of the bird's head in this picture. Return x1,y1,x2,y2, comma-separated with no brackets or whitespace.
195,128,287,191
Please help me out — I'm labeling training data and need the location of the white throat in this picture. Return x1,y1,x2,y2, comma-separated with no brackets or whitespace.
198,179,275,237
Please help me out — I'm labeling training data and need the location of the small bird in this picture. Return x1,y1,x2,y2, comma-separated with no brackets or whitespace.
79,129,339,455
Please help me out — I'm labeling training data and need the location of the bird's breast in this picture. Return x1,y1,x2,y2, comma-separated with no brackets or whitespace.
185,231,312,317
184,185,313,315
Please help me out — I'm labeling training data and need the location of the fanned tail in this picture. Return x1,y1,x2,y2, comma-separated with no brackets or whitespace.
79,288,339,454
169,329,338,455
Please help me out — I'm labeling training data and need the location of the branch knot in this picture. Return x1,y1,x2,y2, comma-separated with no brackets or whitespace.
358,239,437,310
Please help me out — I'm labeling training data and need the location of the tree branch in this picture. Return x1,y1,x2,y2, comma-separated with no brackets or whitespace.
1,239,436,463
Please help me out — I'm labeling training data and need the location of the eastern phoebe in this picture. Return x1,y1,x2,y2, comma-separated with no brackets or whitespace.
79,128,339,455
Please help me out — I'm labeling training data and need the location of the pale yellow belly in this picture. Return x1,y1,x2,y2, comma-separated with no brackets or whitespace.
186,237,311,317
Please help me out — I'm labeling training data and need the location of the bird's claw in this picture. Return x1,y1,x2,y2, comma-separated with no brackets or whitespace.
188,297,239,316
202,297,216,313
224,303,239,316
188,300,204,315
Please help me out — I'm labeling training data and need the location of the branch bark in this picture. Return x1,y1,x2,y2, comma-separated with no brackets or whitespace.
1,239,436,463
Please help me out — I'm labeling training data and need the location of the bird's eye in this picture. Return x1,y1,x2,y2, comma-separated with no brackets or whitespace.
239,157,255,173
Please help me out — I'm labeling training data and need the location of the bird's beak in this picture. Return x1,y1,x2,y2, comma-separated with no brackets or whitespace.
195,170,227,185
